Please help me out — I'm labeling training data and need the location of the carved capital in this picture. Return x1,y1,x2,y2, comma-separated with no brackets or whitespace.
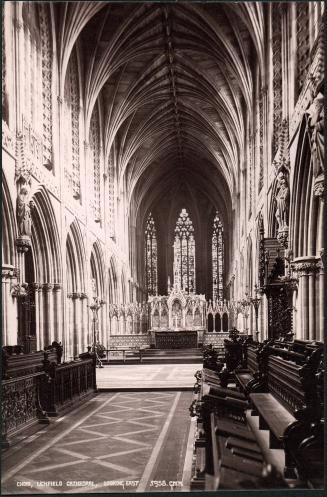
70,292,81,300
42,283,54,292
80,292,88,300
2,266,15,280
11,283,27,298
313,174,324,197
53,283,62,291
16,236,31,253
291,260,320,276
31,282,42,292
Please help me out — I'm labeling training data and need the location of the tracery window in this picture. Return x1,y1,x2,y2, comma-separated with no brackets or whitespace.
145,213,157,296
212,212,224,301
90,106,101,222
173,209,195,293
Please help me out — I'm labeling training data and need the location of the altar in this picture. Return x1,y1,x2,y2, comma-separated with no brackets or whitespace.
148,288,206,348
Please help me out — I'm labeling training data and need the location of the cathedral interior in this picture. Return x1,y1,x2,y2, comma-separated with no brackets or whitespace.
1,1,325,493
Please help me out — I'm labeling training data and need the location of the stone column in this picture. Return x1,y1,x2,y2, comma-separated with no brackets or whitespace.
42,283,54,346
71,292,81,358
292,258,320,341
317,256,324,342
66,294,74,361
52,284,63,343
37,287,44,350
80,293,88,353
2,265,16,345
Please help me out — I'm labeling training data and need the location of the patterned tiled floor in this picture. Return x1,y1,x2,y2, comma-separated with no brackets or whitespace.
2,391,194,494
96,364,199,389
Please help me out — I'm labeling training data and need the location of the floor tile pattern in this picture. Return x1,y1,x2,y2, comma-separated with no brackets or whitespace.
96,364,199,389
2,391,193,494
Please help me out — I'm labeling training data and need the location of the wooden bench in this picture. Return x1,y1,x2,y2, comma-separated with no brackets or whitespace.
234,343,264,393
192,412,287,490
41,350,97,416
248,346,323,481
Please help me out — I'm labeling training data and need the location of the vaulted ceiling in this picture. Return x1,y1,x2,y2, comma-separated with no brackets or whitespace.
56,2,265,228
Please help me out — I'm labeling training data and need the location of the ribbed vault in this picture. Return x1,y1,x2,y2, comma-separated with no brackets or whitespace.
54,1,264,292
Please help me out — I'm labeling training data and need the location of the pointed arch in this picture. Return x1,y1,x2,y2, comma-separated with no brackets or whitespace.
2,171,17,266
31,187,62,284
65,219,87,358
66,219,86,293
90,240,105,299
173,208,195,292
108,255,118,304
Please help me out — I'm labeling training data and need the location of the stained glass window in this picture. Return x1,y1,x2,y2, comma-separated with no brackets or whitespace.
212,212,224,301
173,209,195,293
145,213,157,295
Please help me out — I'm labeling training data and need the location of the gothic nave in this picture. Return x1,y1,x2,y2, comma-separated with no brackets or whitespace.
1,1,325,494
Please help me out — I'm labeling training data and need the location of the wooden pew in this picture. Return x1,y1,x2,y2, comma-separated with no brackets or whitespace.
234,342,266,393
2,347,45,379
247,346,323,482
41,350,97,416
192,412,288,491
1,348,50,448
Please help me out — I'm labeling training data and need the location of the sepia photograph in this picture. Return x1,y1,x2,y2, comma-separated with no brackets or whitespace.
1,0,325,494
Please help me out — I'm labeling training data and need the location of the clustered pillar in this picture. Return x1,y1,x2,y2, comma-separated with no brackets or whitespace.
292,256,323,341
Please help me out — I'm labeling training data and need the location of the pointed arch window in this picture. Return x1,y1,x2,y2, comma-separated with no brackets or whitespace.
173,209,195,293
145,213,157,296
212,212,224,301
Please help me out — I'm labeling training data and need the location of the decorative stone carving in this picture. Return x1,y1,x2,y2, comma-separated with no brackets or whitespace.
15,236,31,253
291,260,320,276
306,92,324,196
272,118,290,173
274,170,290,247
258,213,265,286
2,265,15,280
2,121,15,157
42,283,54,292
11,282,28,298
313,176,324,197
15,132,33,185
16,182,33,238
289,25,324,140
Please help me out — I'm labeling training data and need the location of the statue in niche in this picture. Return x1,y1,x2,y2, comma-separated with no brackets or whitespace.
16,182,33,237
306,92,324,178
275,171,289,231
